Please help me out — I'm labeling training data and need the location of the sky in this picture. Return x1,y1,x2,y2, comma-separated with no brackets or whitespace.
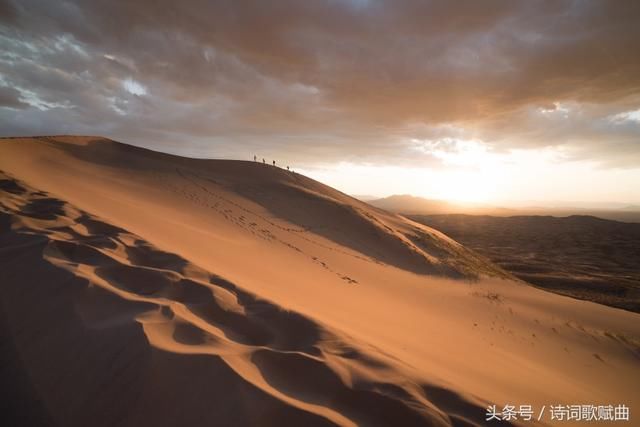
1,1,639,205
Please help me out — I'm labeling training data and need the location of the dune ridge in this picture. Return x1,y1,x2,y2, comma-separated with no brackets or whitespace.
25,135,507,280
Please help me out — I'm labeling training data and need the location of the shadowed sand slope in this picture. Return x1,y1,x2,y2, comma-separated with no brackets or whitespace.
1,172,514,427
1,136,640,427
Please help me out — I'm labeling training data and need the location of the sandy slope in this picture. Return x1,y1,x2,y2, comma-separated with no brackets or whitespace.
1,136,639,426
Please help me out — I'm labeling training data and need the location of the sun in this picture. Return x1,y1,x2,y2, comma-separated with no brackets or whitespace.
421,169,498,204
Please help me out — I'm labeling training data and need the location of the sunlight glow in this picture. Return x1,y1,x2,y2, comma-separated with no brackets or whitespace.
299,146,640,205
299,163,501,203
410,137,495,167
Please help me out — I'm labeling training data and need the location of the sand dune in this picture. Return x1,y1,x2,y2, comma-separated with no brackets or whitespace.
410,214,640,313
1,136,639,426
1,171,506,427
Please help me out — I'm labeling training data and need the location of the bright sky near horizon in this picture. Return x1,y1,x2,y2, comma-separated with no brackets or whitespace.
299,131,640,204
1,1,639,204
300,157,640,205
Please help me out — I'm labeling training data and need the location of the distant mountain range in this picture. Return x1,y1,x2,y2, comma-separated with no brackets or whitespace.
364,194,640,223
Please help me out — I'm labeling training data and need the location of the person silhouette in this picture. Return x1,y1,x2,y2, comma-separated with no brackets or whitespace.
254,155,256,162
272,160,276,166
262,158,265,164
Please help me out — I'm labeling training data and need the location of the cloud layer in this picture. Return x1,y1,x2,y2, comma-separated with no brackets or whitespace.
1,0,639,167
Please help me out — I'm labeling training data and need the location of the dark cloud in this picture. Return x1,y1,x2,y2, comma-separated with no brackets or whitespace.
0,85,28,109
0,0,639,166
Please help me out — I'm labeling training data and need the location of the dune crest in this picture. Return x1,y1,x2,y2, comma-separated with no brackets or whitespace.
13,136,506,280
